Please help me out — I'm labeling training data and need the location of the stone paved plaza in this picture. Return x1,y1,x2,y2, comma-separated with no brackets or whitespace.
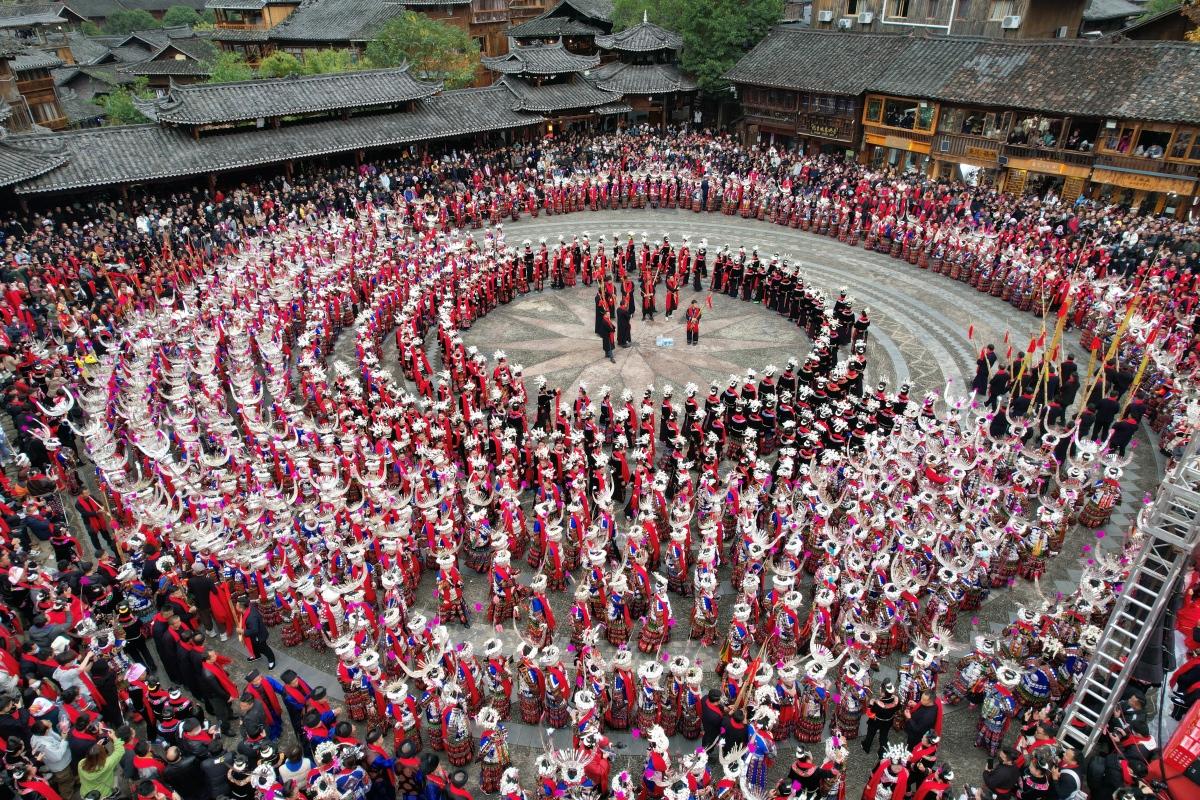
310,209,1160,794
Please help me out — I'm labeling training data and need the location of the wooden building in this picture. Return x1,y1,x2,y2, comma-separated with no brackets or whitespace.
508,0,613,54
591,18,696,129
809,0,1087,39
485,40,624,132
727,27,1200,217
0,68,543,196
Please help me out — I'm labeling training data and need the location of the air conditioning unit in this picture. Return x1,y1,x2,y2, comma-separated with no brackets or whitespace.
817,9,833,21
1054,25,1068,37
997,155,1009,166
938,139,950,153
858,10,874,23
837,17,853,28
1001,14,1021,28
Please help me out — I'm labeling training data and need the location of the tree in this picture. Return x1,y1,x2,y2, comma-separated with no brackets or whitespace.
365,11,479,89
611,0,782,94
97,77,154,125
1137,0,1181,20
300,48,358,75
205,52,255,83
257,51,304,78
161,4,202,26
102,9,160,34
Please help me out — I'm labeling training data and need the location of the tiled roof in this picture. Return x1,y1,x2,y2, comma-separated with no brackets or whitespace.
57,88,104,122
727,28,1200,125
60,0,124,17
0,134,68,188
398,0,469,5
588,61,695,95
509,0,612,38
0,102,11,124
0,6,66,27
205,0,266,8
12,50,65,70
1083,0,1142,22
482,41,599,75
594,20,681,52
136,67,439,124
497,75,619,112
211,27,270,41
12,86,541,193
122,58,211,75
118,0,206,11
267,0,408,42
508,15,601,37
66,31,114,64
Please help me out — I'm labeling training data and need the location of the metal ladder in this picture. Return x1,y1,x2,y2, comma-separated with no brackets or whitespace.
1057,440,1200,756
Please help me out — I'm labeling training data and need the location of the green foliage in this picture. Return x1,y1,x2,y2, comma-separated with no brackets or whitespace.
205,51,255,82
101,8,160,34
97,76,153,125
611,0,782,94
1138,0,1181,19
161,4,202,26
257,51,304,78
365,11,479,89
81,20,102,35
299,47,358,74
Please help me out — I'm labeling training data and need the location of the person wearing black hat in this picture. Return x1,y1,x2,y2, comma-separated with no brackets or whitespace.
278,669,313,746
422,754,449,800
118,604,157,673
226,754,254,800
237,692,267,743
862,680,900,757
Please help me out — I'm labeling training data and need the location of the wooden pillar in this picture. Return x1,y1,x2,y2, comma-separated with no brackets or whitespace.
207,173,217,193
284,160,294,179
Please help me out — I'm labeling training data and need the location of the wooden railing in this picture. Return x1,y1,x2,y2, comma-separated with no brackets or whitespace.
1002,143,1094,167
214,21,266,29
933,132,1001,160
863,123,934,144
472,9,509,23
1095,153,1200,178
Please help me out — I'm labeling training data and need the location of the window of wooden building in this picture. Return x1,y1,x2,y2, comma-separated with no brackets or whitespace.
890,0,911,16
937,107,1010,139
743,87,797,112
801,94,855,117
1100,121,1137,154
864,94,936,132
1167,128,1200,162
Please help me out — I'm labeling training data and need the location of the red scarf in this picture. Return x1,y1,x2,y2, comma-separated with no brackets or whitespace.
203,661,239,701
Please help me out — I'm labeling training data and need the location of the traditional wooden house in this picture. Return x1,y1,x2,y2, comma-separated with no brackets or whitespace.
728,27,1200,217
508,0,612,54
486,40,623,131
590,17,695,129
0,68,542,196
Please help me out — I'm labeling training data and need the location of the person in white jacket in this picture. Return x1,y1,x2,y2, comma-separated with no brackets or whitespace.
31,718,76,800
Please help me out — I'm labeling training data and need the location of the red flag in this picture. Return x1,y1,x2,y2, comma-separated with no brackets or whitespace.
1027,336,1037,354
968,324,974,340
1050,345,1060,361
1003,331,1010,344
1090,335,1102,351
1006,346,1013,360
1058,301,1069,319
1036,331,1046,349
705,293,713,310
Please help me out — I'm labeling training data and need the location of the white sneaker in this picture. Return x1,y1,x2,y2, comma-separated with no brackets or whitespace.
219,633,229,642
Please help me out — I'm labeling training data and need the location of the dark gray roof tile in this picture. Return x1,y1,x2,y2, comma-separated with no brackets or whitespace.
14,86,540,193
482,41,599,75
267,0,407,42
727,28,1200,125
588,61,695,94
594,20,681,52
497,75,619,112
0,134,68,188
138,66,438,124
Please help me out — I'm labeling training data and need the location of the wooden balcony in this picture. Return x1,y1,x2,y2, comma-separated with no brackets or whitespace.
472,9,508,23
863,123,933,143
214,20,268,29
1094,153,1200,179
933,132,1001,162
1002,143,1094,168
